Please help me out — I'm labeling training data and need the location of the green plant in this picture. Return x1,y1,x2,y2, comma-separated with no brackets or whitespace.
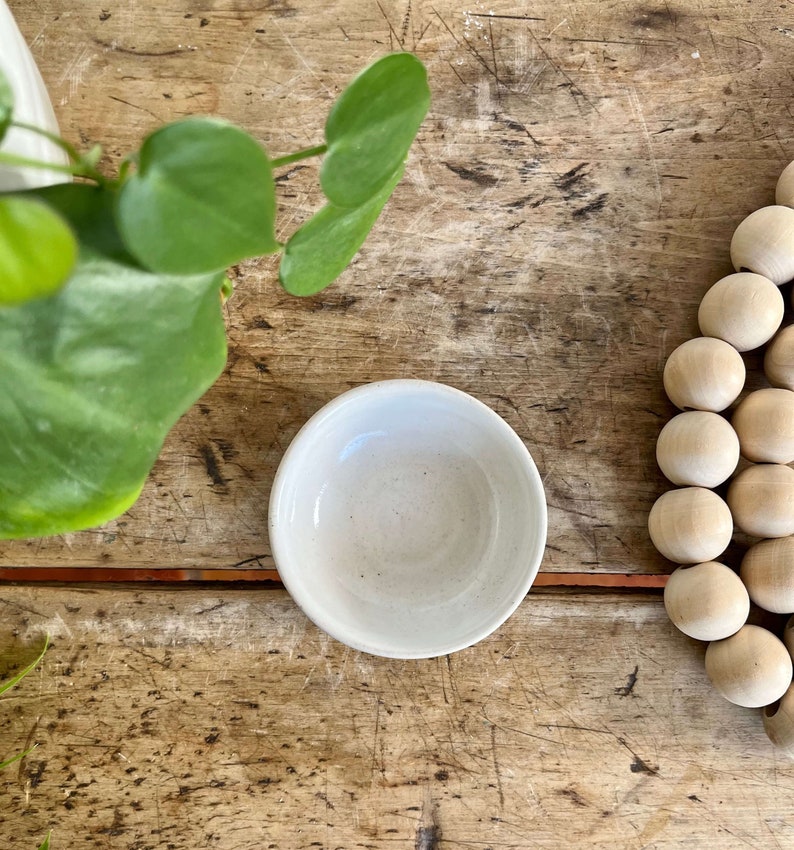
0,53,430,540
1,637,50,849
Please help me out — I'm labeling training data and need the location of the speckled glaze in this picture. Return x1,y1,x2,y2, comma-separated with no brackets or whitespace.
268,380,547,658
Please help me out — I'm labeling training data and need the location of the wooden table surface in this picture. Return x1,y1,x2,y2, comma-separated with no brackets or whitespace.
2,0,794,846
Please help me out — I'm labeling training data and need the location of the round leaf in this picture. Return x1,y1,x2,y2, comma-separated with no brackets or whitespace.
31,181,133,264
0,194,77,305
0,66,12,141
116,117,279,274
320,53,429,209
0,250,227,539
280,166,403,296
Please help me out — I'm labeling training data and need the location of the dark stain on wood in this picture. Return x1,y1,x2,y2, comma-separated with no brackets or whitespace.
554,163,590,199
274,165,307,183
250,316,273,330
559,786,588,807
573,192,609,219
630,755,658,775
310,294,358,312
92,37,187,56
199,445,228,490
415,824,441,850
614,665,639,697
211,438,237,462
443,162,499,187
633,5,681,29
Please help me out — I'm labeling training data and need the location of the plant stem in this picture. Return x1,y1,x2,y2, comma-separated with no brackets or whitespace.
0,151,104,184
0,151,79,177
0,634,49,696
0,744,37,771
11,120,82,164
271,144,327,169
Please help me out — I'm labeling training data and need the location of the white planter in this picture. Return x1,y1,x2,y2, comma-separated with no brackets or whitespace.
0,0,68,190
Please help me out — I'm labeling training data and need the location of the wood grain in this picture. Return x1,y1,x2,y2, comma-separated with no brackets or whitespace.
1,0,793,578
1,585,791,849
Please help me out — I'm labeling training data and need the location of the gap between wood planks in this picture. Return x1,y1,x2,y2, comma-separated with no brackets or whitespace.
0,567,668,588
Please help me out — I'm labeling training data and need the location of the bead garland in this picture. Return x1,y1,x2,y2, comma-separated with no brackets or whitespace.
651,161,794,756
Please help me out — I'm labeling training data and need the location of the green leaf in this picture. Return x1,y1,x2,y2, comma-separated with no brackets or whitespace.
0,67,12,142
0,636,49,697
0,195,77,306
37,831,52,850
116,117,279,274
31,182,131,263
280,166,403,296
0,188,227,539
320,53,429,209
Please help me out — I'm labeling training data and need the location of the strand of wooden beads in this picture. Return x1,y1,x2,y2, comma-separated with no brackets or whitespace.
650,160,794,755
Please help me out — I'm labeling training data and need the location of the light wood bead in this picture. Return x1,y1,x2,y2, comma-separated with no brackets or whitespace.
776,161,794,207
705,624,793,708
730,205,794,286
727,463,794,539
764,325,794,390
664,562,749,641
763,683,794,759
740,537,794,614
784,615,794,658
656,411,739,487
663,337,746,412
732,387,794,463
648,487,733,564
697,272,783,352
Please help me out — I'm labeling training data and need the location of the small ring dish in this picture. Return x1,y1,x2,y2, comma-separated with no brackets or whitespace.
269,379,547,658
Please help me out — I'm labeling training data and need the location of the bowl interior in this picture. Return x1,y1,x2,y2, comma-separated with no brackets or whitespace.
269,380,547,658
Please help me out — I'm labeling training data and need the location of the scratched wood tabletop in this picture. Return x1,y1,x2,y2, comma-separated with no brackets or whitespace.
6,0,793,578
2,0,794,847
3,586,794,849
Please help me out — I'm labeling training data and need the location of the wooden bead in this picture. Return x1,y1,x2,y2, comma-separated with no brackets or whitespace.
648,487,733,564
764,325,794,390
663,337,746,412
705,624,793,708
727,463,794,538
730,206,794,285
784,614,794,657
732,387,794,463
664,562,749,641
656,411,739,487
776,161,794,207
740,537,794,614
763,683,794,759
698,272,783,352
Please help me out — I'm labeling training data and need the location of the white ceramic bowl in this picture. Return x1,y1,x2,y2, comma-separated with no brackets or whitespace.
269,379,547,658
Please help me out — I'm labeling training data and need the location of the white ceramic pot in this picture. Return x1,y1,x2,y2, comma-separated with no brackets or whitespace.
0,0,68,189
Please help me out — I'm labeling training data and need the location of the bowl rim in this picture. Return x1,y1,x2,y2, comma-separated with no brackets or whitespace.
268,378,548,658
